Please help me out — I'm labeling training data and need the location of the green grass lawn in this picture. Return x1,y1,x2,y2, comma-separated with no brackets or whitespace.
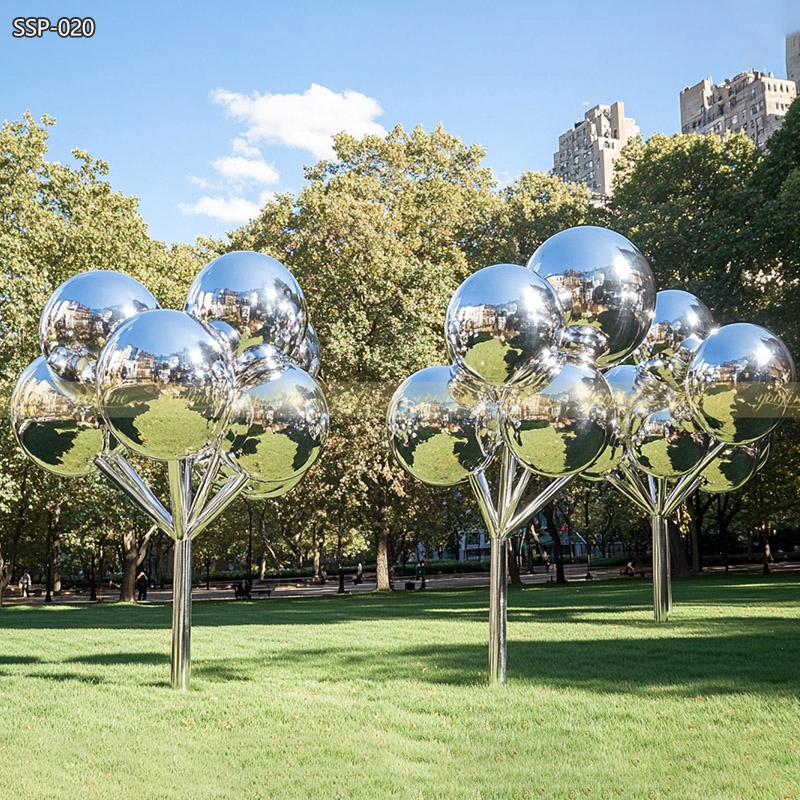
1,575,798,799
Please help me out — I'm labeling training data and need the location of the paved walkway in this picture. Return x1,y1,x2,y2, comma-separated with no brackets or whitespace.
3,561,796,605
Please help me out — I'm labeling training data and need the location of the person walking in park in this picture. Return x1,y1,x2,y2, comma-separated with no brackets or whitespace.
136,569,149,601
18,570,31,598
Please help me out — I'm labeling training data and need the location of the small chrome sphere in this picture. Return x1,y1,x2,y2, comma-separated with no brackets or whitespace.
686,323,795,444
97,309,235,461
39,270,160,389
185,251,307,359
223,363,329,484
11,357,105,477
501,359,612,477
635,289,715,389
445,264,562,388
527,226,656,367
387,365,500,486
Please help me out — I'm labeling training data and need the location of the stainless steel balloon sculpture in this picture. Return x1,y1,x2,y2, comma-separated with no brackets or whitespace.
11,253,329,690
387,226,795,684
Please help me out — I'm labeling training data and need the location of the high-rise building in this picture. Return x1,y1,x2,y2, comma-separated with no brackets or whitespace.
679,69,796,151
787,31,800,91
551,101,640,200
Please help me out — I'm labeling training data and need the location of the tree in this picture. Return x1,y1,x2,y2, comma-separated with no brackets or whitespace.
496,171,594,265
229,125,503,589
606,131,761,321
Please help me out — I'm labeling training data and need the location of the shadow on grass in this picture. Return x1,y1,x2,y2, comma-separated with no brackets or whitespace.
185,616,800,697
3,575,798,696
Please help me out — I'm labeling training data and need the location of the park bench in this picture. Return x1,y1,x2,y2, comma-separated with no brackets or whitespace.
620,567,649,578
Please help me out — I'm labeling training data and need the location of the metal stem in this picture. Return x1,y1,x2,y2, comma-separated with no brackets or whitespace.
95,453,173,533
488,536,507,685
171,536,193,691
651,514,670,622
468,471,499,537
504,474,575,535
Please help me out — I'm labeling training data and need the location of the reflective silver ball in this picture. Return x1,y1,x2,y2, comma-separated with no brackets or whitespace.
527,226,656,367
11,356,105,477
445,264,562,387
700,444,758,493
223,363,329,484
628,390,708,478
387,365,500,486
40,270,160,389
636,290,715,389
243,474,305,500
502,360,612,477
686,323,796,444
292,322,321,377
97,309,235,461
184,251,307,359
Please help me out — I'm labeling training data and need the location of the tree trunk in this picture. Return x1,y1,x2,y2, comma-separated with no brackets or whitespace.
313,526,325,581
668,519,691,579
0,464,30,607
119,525,156,602
375,524,392,591
542,504,567,583
507,538,522,585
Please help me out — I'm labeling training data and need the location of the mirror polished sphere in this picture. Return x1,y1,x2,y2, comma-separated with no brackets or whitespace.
184,251,307,359
39,270,160,389
387,365,500,486
223,363,329,484
445,264,562,388
686,323,796,444
502,360,612,477
700,444,758,493
526,226,656,367
11,356,105,477
628,390,708,478
636,289,715,389
97,309,235,461
292,322,321,377
243,473,305,500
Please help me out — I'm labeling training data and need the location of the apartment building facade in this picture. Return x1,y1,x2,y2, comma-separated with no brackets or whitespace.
551,101,640,199
679,69,797,150
788,31,800,91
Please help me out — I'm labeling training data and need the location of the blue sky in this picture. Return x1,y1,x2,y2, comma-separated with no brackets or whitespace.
3,0,799,246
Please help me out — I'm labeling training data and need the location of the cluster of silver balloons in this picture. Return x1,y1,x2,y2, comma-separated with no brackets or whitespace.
387,224,795,502
11,250,329,516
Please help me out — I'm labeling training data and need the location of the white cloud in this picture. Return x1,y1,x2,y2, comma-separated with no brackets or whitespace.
211,155,280,185
182,82,385,225
210,83,386,160
231,137,262,158
178,195,261,224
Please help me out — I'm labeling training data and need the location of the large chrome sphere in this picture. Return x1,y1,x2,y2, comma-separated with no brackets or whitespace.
292,321,321,377
502,360,612,477
223,362,329,484
387,365,500,486
97,309,235,461
700,444,758,493
39,270,160,390
11,357,105,477
628,390,708,478
184,251,307,359
686,323,795,444
635,289,715,389
445,264,562,388
527,226,656,367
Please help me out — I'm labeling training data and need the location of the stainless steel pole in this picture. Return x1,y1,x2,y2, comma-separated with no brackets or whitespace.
488,536,507,684
651,514,669,622
171,536,193,690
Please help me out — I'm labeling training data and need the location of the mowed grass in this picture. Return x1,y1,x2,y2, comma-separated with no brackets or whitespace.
1,575,799,800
